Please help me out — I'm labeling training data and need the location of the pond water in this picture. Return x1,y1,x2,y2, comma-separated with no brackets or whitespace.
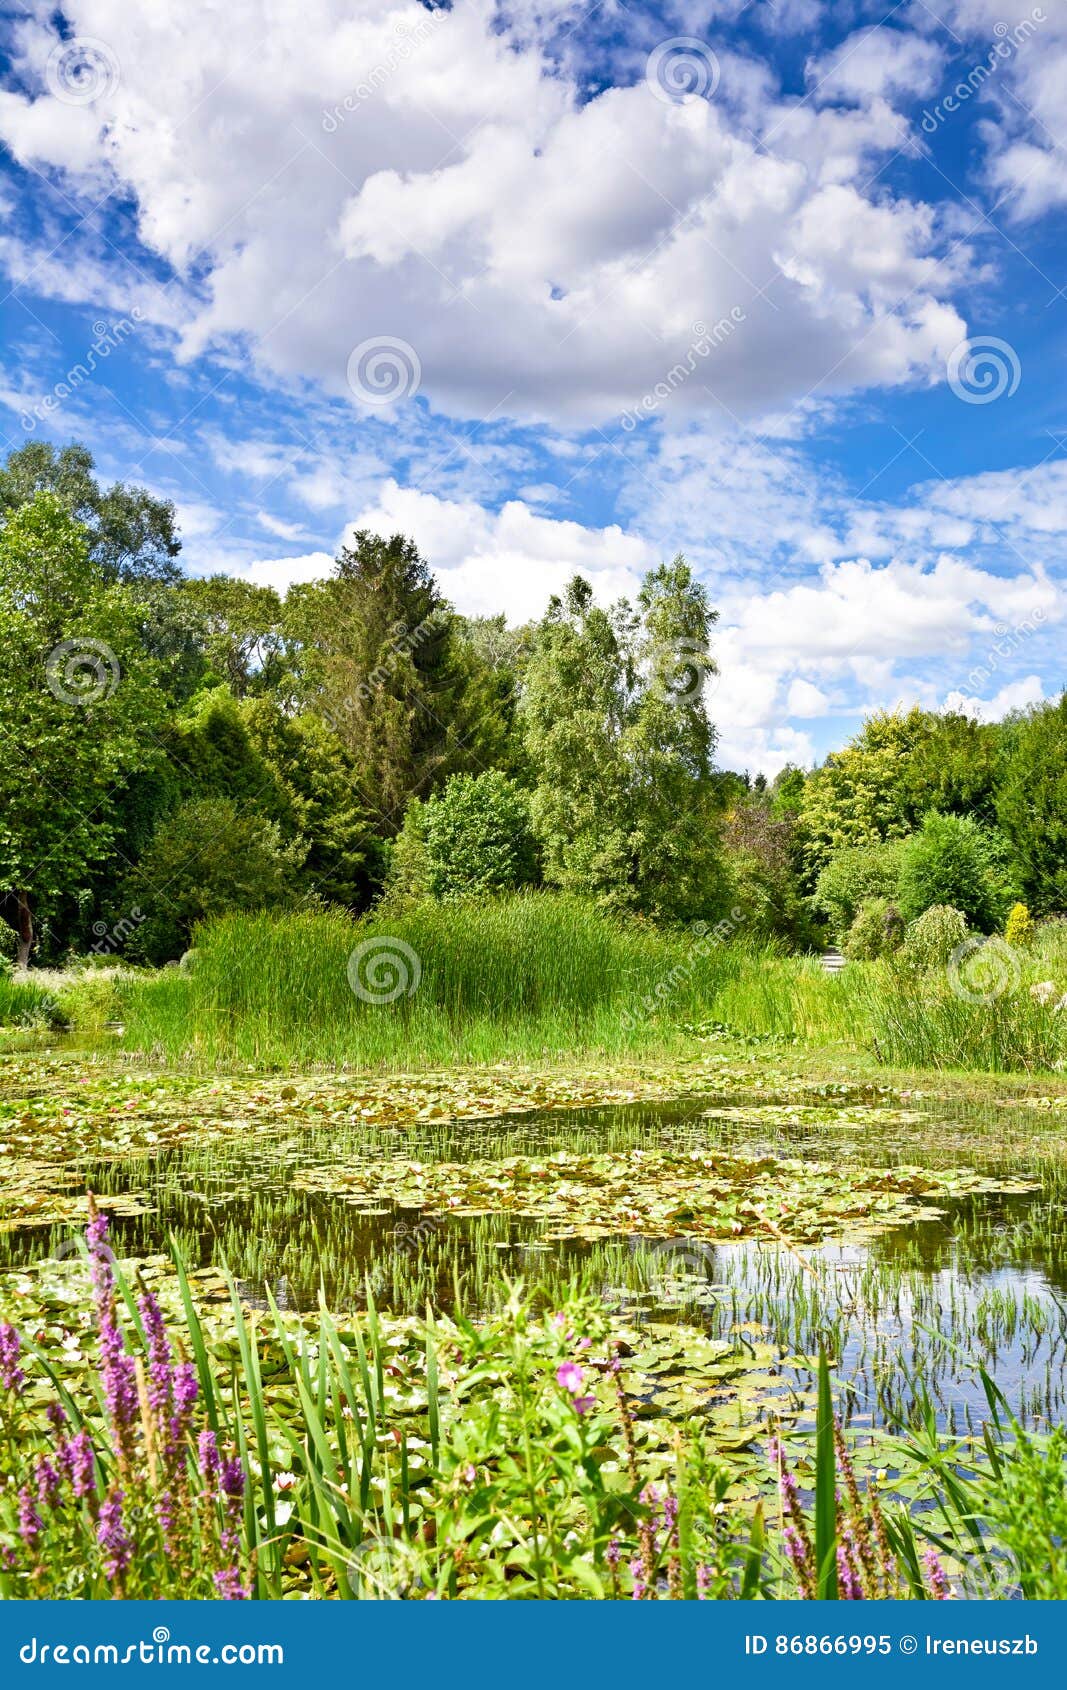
4,1082,1066,1438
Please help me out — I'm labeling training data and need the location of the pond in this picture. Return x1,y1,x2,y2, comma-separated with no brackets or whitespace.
3,1055,1066,1442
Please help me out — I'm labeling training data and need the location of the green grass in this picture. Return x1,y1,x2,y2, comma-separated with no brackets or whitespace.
0,968,61,1028
115,896,855,1068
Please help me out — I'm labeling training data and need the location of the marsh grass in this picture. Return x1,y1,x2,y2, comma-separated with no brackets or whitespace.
113,898,855,1068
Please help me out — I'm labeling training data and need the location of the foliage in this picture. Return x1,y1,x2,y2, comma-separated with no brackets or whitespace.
522,564,728,923
0,494,166,963
996,694,1067,916
0,442,181,583
843,897,904,961
285,531,508,827
121,798,302,963
390,771,540,902
811,839,908,945
0,1204,249,1598
897,812,1015,931
180,575,287,697
900,904,969,972
723,802,819,947
1005,902,1034,949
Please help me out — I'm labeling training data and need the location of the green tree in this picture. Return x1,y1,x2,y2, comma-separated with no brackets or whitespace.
897,811,1015,931
391,771,539,902
521,562,728,922
0,442,181,583
0,494,165,963
285,532,507,828
122,797,302,963
996,695,1067,916
811,839,908,945
180,575,287,698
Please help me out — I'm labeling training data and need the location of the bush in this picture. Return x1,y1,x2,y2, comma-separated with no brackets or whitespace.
1005,902,1034,948
897,812,1015,932
843,897,904,961
390,771,539,902
901,904,968,972
121,798,302,964
811,840,907,945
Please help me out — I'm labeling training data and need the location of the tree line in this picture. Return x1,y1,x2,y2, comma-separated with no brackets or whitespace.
1,441,1064,967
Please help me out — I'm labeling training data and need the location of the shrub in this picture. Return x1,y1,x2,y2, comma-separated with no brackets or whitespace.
121,798,302,963
1005,902,1035,949
843,897,904,961
901,904,969,972
390,771,539,902
897,812,1015,932
811,839,907,945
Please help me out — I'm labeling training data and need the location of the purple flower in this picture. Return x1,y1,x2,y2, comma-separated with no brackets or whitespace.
837,1543,863,1600
572,1395,597,1416
137,1287,174,1418
17,1487,42,1549
213,1566,250,1601
63,1430,96,1500
0,1323,25,1394
629,1554,647,1600
97,1490,132,1579
35,1456,61,1508
45,1401,68,1431
556,1362,584,1394
198,1429,221,1488
605,1538,621,1570
696,1563,713,1600
923,1547,951,1600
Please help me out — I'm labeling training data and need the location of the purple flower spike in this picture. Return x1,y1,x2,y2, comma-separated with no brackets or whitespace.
923,1547,951,1600
97,1490,132,1579
0,1323,25,1394
837,1544,863,1600
17,1487,42,1549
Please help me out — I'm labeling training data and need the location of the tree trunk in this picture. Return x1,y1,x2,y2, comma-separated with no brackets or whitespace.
15,890,32,970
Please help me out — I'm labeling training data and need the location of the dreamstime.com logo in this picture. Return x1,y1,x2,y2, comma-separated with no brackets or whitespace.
18,1627,283,1666
347,937,422,1004
45,37,119,104
646,38,720,104
346,336,421,407
45,639,121,706
946,335,1021,404
947,937,1022,1005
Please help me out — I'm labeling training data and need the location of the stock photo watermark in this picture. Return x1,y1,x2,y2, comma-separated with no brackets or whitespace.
44,639,121,706
346,336,421,407
321,7,447,131
346,937,422,1004
20,312,144,435
920,10,1047,134
620,312,746,431
947,335,1021,404
646,38,721,105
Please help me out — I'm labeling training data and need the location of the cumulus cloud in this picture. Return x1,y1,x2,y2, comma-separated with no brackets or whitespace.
0,0,968,427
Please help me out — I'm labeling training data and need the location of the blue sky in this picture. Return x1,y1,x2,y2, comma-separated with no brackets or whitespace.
0,0,1064,772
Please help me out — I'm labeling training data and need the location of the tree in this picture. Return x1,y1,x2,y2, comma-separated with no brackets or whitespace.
285,532,507,828
521,562,729,922
0,442,181,583
0,494,165,964
811,839,909,945
897,812,1015,932
390,771,539,901
798,708,1001,885
122,798,301,963
180,575,287,698
996,695,1067,916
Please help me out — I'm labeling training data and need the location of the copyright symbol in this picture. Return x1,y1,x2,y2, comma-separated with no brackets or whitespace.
899,1637,918,1655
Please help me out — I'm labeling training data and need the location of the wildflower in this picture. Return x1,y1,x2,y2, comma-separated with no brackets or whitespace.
213,1565,250,1601
97,1490,133,1579
198,1429,221,1489
837,1543,863,1600
17,1487,42,1549
629,1553,648,1600
0,1323,24,1394
556,1362,584,1394
63,1429,96,1499
35,1456,61,1508
137,1287,174,1418
605,1539,621,1570
572,1395,597,1415
86,1205,137,1456
45,1401,67,1431
923,1547,951,1600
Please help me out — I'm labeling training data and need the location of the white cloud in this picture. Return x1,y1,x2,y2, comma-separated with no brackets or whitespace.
807,26,944,107
942,674,1048,720
0,0,968,428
